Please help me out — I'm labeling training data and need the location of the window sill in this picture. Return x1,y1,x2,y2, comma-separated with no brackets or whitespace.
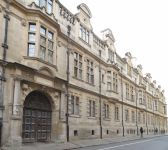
85,81,95,87
126,98,134,102
79,37,91,47
88,117,97,120
104,118,111,121
125,121,130,123
69,115,81,118
106,90,119,94
115,119,120,122
72,76,84,82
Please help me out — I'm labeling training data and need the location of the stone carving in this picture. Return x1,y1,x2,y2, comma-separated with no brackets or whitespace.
58,41,62,47
51,92,59,109
13,105,19,115
54,81,63,88
21,18,27,26
60,110,65,118
22,71,34,80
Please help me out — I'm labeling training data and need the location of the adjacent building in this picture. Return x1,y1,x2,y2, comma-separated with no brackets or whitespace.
0,0,167,147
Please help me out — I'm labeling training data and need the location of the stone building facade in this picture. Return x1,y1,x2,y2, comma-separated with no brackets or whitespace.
0,0,167,147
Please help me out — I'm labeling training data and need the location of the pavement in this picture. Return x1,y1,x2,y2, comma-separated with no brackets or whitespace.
1,133,168,150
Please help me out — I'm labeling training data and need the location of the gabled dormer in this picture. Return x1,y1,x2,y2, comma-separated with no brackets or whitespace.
76,3,93,45
101,28,116,64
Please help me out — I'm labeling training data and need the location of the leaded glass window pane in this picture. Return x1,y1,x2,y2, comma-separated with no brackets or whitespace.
107,83,111,90
48,0,52,14
40,27,46,35
80,25,82,38
40,36,46,46
48,40,53,50
74,67,77,77
48,50,53,63
39,46,46,60
91,75,94,84
28,44,35,57
79,62,82,69
87,73,89,82
79,55,82,61
83,28,86,41
76,97,79,115
79,70,82,79
29,24,36,31
93,101,95,117
74,52,77,59
42,0,46,7
35,0,40,6
89,100,91,117
29,33,36,41
87,31,89,43
48,32,53,40
71,96,74,114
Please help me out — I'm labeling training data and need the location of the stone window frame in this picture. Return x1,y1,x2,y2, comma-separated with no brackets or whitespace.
69,93,82,117
74,52,83,80
86,59,94,85
138,112,141,124
127,65,132,77
125,109,129,122
126,83,129,99
115,105,120,121
103,102,111,120
107,71,112,90
28,22,37,57
79,24,90,44
155,100,157,111
108,49,114,62
87,97,98,119
139,91,142,104
143,113,145,124
35,0,53,14
39,24,54,63
113,72,118,93
131,110,135,123
130,85,134,101
143,91,145,105
148,114,150,125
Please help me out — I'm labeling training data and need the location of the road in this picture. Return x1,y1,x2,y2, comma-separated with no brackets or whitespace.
75,136,168,150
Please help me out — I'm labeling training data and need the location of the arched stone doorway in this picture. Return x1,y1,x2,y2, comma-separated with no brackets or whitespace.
22,91,52,142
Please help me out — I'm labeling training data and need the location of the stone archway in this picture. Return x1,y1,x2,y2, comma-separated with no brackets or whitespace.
22,91,52,142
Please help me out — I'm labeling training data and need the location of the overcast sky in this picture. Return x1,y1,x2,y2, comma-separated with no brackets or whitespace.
60,0,168,112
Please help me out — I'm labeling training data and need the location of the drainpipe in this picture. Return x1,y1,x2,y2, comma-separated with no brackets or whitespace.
135,78,138,135
121,67,124,137
145,86,148,135
153,97,155,134
66,25,71,142
0,1,10,146
99,50,102,139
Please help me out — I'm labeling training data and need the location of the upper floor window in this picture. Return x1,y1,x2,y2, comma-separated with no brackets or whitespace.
74,52,82,79
86,60,94,84
155,100,157,110
42,0,46,7
113,73,117,92
35,0,40,6
48,0,53,14
79,25,89,44
127,65,132,76
126,83,129,99
28,23,36,57
130,86,134,101
108,49,114,61
139,91,142,104
164,106,166,114
104,104,109,119
107,71,111,90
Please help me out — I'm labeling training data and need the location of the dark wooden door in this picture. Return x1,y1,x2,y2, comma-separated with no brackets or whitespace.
22,91,51,142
